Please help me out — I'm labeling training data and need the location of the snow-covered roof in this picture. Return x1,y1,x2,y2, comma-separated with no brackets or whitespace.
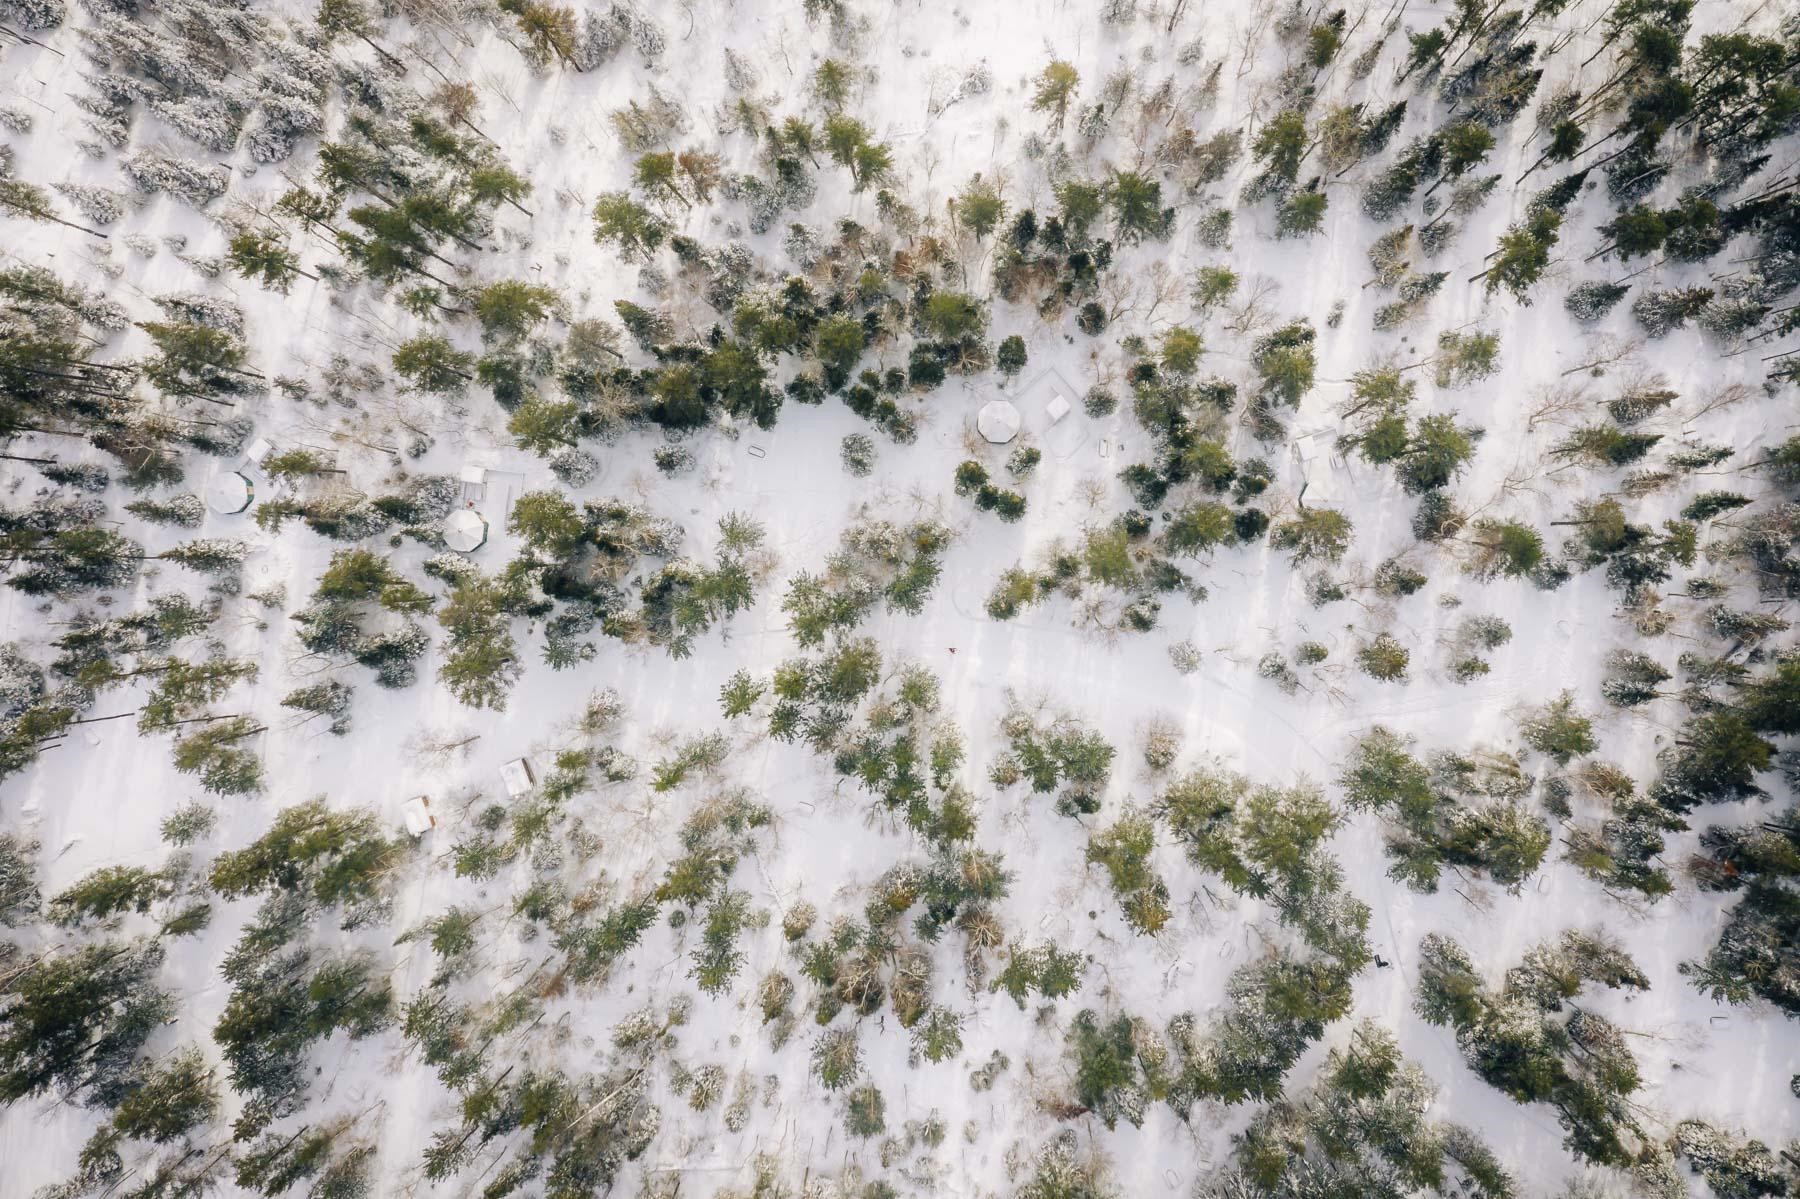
401,795,434,838
977,399,1021,444
204,471,254,514
501,758,534,798
444,509,488,552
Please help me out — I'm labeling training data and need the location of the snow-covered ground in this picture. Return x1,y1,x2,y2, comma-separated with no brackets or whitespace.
2,0,1797,1195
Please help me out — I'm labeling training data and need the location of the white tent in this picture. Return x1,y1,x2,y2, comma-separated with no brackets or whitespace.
977,399,1022,444
501,757,535,798
401,795,435,838
205,471,254,514
444,509,488,552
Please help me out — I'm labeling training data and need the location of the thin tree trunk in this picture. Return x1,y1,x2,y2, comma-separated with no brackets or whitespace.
358,31,408,73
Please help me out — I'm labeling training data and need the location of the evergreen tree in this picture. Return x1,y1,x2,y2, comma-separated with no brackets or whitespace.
592,192,670,261
956,175,1007,240
210,797,404,914
1520,692,1598,764
171,716,267,795
1682,805,1800,1015
995,335,1027,381
393,335,477,394
1432,328,1501,388
1341,728,1551,891
0,833,40,926
437,575,523,709
472,279,558,343
1274,187,1328,238
0,178,106,239
1476,209,1559,302
1031,60,1080,127
1108,170,1172,242
228,230,314,292
107,1046,218,1143
1414,930,1649,1166
48,862,180,926
1210,1019,1516,1199
1466,519,1544,579
1270,506,1352,563
140,319,260,399
3,525,140,596
1650,711,1773,813
0,940,171,1104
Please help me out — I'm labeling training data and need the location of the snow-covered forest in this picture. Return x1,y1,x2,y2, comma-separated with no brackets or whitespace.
1,0,1798,1194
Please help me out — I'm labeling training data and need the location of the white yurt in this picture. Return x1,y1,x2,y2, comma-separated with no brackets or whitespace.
977,398,1021,444
205,471,254,515
401,795,435,838
444,508,489,552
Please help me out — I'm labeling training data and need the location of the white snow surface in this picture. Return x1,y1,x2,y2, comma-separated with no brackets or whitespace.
1,0,1797,1195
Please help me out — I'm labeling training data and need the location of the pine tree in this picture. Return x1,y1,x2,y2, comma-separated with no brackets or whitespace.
592,193,669,261
3,525,141,595
1414,930,1649,1166
1476,209,1559,302
1651,711,1773,813
505,0,579,69
48,862,180,926
1031,60,1080,128
1214,1018,1515,1199
0,833,40,926
140,319,260,398
1431,328,1501,388
812,57,852,109
823,115,883,189
910,1005,964,1063
1357,634,1410,682
472,279,558,343
1396,414,1478,493
0,940,171,1104
157,538,249,578
121,149,230,207
228,230,315,293
392,335,476,394
1631,286,1714,337
1086,806,1171,934
1247,110,1308,197
1275,187,1328,237
316,0,407,71
0,178,106,239
437,575,522,709
811,1027,861,1090
1466,519,1543,579
1252,321,1317,406
1551,424,1660,467
1520,692,1597,764
1362,151,1421,221
210,797,402,910
108,1047,218,1143
171,717,266,795
51,183,129,226
1270,506,1352,563
956,175,1007,239
280,680,353,735
1108,170,1171,242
